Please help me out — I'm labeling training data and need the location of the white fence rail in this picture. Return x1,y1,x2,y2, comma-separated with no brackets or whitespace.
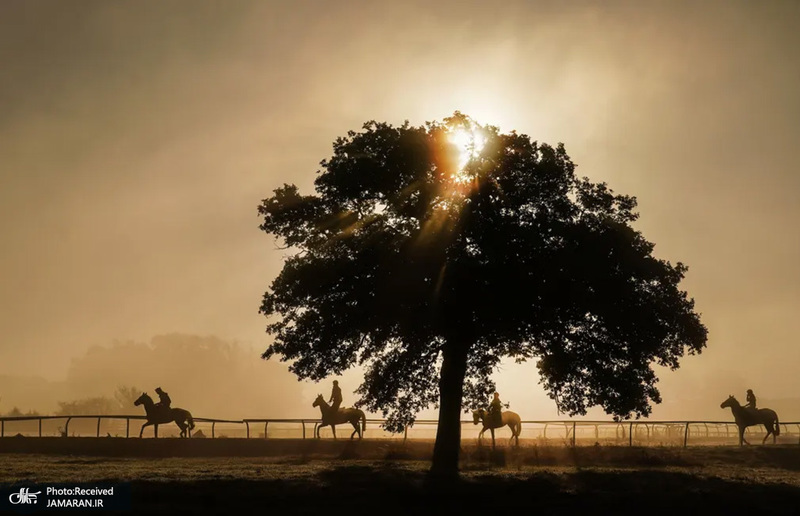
1,416,799,447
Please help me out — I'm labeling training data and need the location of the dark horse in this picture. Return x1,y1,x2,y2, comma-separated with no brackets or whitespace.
472,408,522,447
720,395,780,446
312,394,366,439
134,392,195,438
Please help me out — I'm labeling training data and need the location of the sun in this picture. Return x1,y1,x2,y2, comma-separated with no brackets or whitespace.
447,127,486,181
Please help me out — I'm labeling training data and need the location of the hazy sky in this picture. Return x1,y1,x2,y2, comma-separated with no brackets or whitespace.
2,1,799,419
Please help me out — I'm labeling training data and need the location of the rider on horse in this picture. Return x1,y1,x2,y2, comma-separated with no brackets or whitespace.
488,392,503,428
329,380,343,417
745,389,757,414
155,387,171,417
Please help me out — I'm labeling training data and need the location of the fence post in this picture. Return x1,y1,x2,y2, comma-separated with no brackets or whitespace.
1,419,4,437
212,422,216,439
572,422,576,447
39,418,42,437
265,422,269,439
684,422,690,447
543,424,548,440
65,417,72,437
302,421,306,439
97,417,101,437
629,423,633,446
245,422,250,439
126,419,130,438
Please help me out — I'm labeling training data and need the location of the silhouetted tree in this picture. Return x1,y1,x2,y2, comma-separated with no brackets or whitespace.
113,386,141,412
258,112,707,476
55,396,117,416
4,406,40,417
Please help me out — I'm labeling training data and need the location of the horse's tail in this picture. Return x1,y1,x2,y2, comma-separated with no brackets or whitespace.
187,411,195,430
517,419,523,437
361,411,366,434
775,412,780,436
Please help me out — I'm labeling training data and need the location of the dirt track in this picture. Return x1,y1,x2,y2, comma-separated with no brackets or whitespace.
2,441,800,515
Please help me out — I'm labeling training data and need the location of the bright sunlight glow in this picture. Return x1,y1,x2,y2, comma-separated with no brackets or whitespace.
448,128,486,182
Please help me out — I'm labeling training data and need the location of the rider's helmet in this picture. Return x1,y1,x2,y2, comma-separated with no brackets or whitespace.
155,387,164,394
747,389,753,394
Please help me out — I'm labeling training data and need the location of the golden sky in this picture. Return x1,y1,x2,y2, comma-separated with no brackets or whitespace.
1,1,799,420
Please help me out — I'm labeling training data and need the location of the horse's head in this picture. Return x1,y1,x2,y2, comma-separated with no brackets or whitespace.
720,395,737,409
312,394,323,408
133,392,150,407
472,409,485,425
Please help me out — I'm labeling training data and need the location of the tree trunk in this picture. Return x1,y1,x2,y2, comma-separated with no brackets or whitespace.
430,342,469,477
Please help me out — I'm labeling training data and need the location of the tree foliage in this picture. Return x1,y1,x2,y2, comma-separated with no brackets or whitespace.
258,112,708,437
55,396,118,416
54,386,141,416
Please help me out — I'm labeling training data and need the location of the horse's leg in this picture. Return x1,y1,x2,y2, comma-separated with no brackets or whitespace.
350,420,358,440
478,427,486,445
507,423,517,446
332,424,337,440
317,423,327,439
139,422,152,438
490,428,496,449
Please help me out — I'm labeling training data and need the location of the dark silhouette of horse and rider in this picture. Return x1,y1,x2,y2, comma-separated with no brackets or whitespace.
473,392,522,447
312,380,366,439
721,389,780,446
134,387,195,438
311,385,521,445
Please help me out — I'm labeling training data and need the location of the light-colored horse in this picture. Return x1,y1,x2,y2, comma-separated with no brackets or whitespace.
134,392,195,438
473,408,522,447
720,395,780,446
312,394,366,439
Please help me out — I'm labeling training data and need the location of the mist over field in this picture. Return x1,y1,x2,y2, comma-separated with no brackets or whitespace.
1,0,799,425
2,334,799,423
2,3,800,514
0,334,304,420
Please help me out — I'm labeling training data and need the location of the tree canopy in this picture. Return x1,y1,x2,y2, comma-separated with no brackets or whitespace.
258,112,707,473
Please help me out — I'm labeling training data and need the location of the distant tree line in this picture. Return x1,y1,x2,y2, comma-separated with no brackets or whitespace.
0,386,140,417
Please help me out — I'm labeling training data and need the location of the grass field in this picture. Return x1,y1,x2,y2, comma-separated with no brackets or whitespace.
2,440,800,515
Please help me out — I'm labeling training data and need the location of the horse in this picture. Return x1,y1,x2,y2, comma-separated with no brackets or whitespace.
472,408,522,447
720,395,780,446
312,394,366,439
133,392,195,438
